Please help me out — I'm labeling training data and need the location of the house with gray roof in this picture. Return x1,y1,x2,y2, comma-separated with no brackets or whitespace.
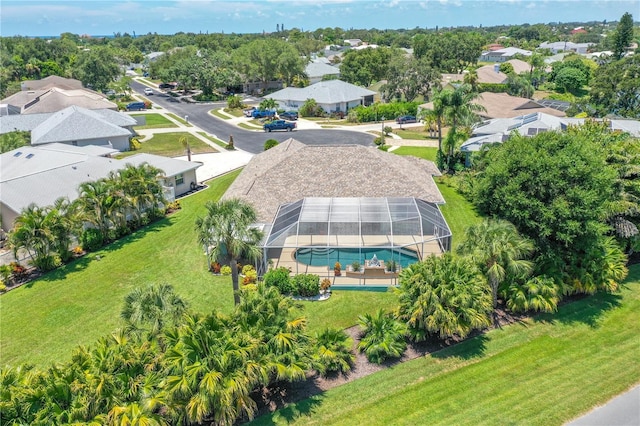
265,80,375,113
0,145,201,232
0,106,137,151
539,41,595,55
480,47,532,62
460,112,640,165
305,61,341,84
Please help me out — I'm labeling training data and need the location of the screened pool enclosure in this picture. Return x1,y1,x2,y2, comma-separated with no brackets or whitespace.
262,197,452,276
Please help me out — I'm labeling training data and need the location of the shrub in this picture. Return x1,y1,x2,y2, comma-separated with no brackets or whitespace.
357,309,407,364
220,265,232,275
226,135,235,150
0,264,12,285
313,328,355,376
242,264,255,275
129,137,141,151
351,261,361,272
383,126,393,136
242,269,257,285
81,228,104,252
31,254,62,272
373,136,386,146
143,100,152,109
292,273,320,297
210,262,221,274
262,266,293,294
72,246,84,255
0,283,6,293
10,262,26,281
227,95,244,109
264,139,279,151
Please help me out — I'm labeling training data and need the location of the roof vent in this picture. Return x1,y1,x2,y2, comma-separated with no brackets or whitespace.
26,153,34,159
13,151,22,157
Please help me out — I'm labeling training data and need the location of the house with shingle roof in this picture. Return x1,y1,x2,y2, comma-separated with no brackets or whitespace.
0,106,137,151
20,75,84,91
222,138,451,276
1,87,116,115
0,145,201,232
265,80,375,113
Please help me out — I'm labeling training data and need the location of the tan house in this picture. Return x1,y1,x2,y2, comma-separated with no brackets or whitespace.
1,87,116,115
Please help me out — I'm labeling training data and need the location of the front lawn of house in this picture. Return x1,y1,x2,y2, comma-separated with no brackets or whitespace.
252,265,640,426
117,132,217,158
131,113,177,129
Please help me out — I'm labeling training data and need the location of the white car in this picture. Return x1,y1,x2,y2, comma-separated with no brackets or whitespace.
144,88,154,95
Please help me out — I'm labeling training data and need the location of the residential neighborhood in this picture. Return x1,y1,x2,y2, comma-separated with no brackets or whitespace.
0,4,639,426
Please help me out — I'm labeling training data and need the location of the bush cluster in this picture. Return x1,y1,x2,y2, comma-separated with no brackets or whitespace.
347,101,419,123
263,267,320,297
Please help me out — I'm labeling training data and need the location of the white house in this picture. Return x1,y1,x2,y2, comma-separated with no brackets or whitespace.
539,41,595,54
0,145,201,232
265,80,375,113
479,47,532,62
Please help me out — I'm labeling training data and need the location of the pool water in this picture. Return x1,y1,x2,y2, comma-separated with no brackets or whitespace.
295,247,419,269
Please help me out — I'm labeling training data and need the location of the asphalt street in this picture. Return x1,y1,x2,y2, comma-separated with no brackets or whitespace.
130,80,375,154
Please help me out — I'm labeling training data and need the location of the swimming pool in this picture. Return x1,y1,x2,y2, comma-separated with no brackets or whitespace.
295,247,419,269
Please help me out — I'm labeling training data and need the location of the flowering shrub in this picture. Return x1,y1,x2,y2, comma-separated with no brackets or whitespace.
242,269,257,285
220,265,232,276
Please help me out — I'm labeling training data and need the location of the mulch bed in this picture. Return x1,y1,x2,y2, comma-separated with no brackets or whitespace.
251,306,527,420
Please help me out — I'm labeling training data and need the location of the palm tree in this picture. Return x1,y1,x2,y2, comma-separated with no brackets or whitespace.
259,97,277,111
118,163,166,224
9,204,57,271
457,219,535,310
357,309,407,364
49,197,83,262
312,328,354,376
445,83,485,131
397,253,492,341
195,199,264,305
77,179,116,239
121,283,188,342
420,88,450,158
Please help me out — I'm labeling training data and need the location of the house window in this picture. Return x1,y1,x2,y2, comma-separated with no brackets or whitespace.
175,174,184,185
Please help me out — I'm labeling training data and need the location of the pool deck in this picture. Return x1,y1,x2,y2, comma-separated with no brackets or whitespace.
267,235,443,287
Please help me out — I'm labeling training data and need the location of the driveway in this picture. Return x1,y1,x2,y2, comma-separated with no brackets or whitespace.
130,80,375,154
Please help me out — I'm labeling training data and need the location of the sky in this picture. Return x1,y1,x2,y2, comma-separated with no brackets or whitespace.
1,0,636,37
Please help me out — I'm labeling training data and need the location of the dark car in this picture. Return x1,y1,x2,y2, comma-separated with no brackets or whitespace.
396,115,417,124
279,111,298,121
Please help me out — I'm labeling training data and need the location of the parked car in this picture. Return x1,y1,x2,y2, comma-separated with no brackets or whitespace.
263,120,296,132
144,88,154,95
243,106,256,117
126,102,146,111
396,115,417,124
252,109,276,119
158,82,177,90
279,111,298,121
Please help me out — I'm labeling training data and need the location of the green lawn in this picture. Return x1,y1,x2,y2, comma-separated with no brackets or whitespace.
252,265,640,426
117,132,217,158
0,171,240,366
167,113,193,127
131,113,178,130
211,109,232,120
392,146,438,162
238,122,262,131
394,149,483,248
301,289,397,334
223,108,245,118
197,131,228,149
436,180,483,249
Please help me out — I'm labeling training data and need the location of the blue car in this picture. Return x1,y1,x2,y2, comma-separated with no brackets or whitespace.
396,115,417,124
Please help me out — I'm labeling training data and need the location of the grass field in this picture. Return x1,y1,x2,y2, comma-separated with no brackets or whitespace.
211,109,233,120
252,265,640,426
392,146,438,162
0,171,240,366
197,131,228,149
131,113,178,130
117,132,217,158
167,113,192,127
